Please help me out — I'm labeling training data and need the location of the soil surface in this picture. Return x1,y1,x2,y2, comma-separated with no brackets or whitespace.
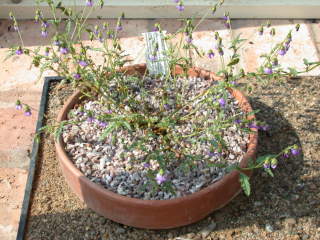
25,76,320,240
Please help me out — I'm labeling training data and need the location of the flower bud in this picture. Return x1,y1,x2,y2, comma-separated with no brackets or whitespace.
270,28,276,36
263,158,270,168
270,158,278,169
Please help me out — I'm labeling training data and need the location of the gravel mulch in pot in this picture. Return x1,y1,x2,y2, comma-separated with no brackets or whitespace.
26,76,320,240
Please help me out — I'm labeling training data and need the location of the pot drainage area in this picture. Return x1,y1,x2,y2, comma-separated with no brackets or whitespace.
25,77,319,240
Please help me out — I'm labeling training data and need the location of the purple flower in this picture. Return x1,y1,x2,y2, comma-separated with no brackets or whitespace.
291,148,300,156
224,22,231,29
208,50,215,59
15,100,22,110
41,21,49,28
222,15,228,21
149,55,157,61
164,104,170,110
24,111,32,116
260,125,270,131
214,32,219,40
153,26,159,32
234,119,242,124
272,58,279,66
78,60,88,67
218,98,226,107
73,73,81,79
105,110,112,114
263,163,270,169
98,121,108,128
24,107,31,116
53,40,60,46
87,116,94,123
116,25,123,31
41,30,48,38
208,151,220,157
283,153,290,158
278,48,286,56
218,48,224,56
176,3,185,11
86,0,93,7
60,47,68,54
264,67,273,74
271,158,277,169
185,35,192,44
77,111,84,116
15,48,23,55
13,25,19,31
248,122,259,129
155,173,167,185
143,163,151,168
258,26,264,36
172,0,179,2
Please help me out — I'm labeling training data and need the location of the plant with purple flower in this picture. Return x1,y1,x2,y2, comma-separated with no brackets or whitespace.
41,21,49,29
143,162,151,168
290,147,300,156
24,106,31,116
218,98,226,107
208,50,215,59
15,47,23,55
258,26,264,36
41,29,48,38
155,171,167,185
270,158,278,169
263,158,270,169
78,60,88,67
86,0,93,7
60,47,68,55
176,1,185,11
264,66,273,74
7,0,317,202
270,28,276,36
185,34,192,44
98,121,108,128
73,73,81,80
15,100,22,110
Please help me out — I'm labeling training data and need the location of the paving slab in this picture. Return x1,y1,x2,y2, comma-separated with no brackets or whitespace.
0,168,28,240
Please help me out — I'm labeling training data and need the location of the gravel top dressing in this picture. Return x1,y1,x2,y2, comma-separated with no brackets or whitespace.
26,76,320,240
62,76,249,200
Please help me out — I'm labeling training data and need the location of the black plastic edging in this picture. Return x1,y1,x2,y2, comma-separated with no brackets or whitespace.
16,77,63,240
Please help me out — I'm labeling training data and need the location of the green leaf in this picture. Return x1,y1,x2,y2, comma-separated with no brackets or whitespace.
99,122,117,140
288,67,298,76
227,58,239,66
121,121,132,131
264,167,274,177
303,58,309,66
239,173,251,196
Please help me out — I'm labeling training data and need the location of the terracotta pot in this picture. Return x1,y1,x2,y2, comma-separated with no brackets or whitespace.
55,64,258,229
